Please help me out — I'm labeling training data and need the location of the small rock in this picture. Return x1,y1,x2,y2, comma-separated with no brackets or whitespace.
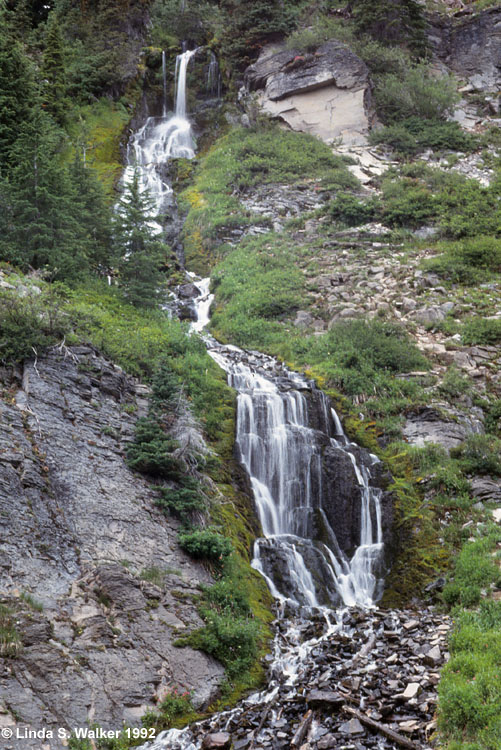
306,690,344,710
339,718,364,735
402,683,421,700
424,645,441,666
202,733,232,749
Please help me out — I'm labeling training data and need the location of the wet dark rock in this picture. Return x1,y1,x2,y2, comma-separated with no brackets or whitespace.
202,733,232,749
178,282,200,299
307,690,344,710
179,302,198,321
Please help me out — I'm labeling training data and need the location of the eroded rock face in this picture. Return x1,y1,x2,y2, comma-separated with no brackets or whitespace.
402,405,484,451
429,8,501,91
244,41,372,145
0,347,224,747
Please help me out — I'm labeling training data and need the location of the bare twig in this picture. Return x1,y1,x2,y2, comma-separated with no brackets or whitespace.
342,706,418,749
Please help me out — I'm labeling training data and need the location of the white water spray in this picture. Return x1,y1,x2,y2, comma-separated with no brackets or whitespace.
122,49,198,234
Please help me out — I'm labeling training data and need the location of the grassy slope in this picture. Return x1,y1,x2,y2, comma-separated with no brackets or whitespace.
177,120,501,749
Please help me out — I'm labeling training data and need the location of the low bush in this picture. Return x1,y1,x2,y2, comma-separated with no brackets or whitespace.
462,318,501,346
428,236,501,284
0,604,21,657
451,434,501,477
127,418,182,478
328,193,379,226
182,610,260,678
178,528,233,565
142,687,196,732
155,478,206,523
371,117,477,156
374,64,459,123
0,285,69,365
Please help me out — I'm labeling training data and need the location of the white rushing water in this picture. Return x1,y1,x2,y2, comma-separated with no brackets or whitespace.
207,337,384,610
122,49,198,234
125,50,387,748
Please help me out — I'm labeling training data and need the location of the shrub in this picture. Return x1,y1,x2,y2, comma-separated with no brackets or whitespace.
462,318,501,346
374,64,459,123
438,367,472,399
0,604,21,657
200,578,251,617
428,236,501,284
371,117,477,156
184,610,260,678
142,687,195,731
155,478,206,522
0,286,69,365
451,434,501,477
381,179,435,228
328,193,379,226
127,418,182,478
178,528,232,564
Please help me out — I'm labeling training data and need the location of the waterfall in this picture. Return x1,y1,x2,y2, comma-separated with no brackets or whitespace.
121,49,198,234
206,51,221,98
162,50,167,116
207,342,385,609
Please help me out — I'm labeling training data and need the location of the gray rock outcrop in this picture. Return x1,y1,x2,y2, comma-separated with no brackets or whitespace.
244,41,372,145
0,347,224,748
429,7,501,91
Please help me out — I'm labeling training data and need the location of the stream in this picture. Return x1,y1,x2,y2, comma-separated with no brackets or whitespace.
123,50,447,750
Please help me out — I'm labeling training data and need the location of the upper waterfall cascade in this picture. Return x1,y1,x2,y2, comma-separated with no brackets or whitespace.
122,49,198,234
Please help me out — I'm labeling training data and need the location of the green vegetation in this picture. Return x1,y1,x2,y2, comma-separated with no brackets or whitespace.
371,117,477,157
178,528,233,565
373,64,458,123
127,418,182,478
142,688,197,733
427,236,501,284
439,531,501,749
0,603,21,657
181,126,356,273
462,318,501,346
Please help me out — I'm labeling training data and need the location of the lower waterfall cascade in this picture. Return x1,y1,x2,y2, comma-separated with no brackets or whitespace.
136,280,448,750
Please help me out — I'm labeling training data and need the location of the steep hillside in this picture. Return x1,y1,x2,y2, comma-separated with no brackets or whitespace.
1,1,501,750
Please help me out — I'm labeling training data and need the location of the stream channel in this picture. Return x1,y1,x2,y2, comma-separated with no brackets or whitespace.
124,50,447,750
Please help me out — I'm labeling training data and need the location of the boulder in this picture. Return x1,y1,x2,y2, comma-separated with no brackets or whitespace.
402,405,484,451
244,40,372,145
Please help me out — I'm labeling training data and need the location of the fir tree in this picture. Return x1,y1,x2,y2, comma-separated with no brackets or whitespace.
1,110,86,279
0,17,36,170
41,14,68,125
351,0,428,55
114,171,166,309
68,152,114,272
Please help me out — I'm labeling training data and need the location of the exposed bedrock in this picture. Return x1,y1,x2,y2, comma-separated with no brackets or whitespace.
0,347,224,747
244,40,372,145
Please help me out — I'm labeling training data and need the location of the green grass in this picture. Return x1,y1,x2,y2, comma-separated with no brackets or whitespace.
180,125,357,273
0,604,21,657
438,530,501,750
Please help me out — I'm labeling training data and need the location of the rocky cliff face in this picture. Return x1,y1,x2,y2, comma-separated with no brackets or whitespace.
0,347,224,748
244,41,372,145
429,7,501,92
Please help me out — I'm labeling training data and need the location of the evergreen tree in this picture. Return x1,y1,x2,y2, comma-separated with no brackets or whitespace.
0,16,36,170
1,110,87,279
41,14,68,124
114,171,166,309
351,0,427,55
68,152,114,272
